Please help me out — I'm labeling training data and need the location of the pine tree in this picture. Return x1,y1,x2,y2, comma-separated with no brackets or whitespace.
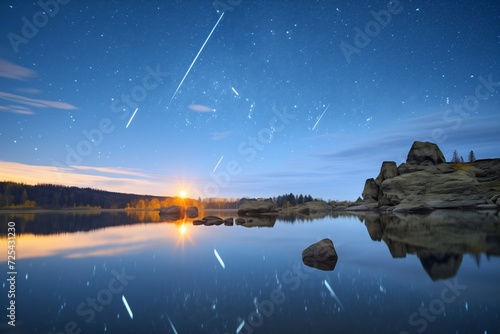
451,150,460,163
468,150,476,162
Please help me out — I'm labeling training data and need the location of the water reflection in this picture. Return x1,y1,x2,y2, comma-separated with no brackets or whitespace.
358,210,500,281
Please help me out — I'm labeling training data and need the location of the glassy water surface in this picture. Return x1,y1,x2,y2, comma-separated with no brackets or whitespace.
1,210,499,334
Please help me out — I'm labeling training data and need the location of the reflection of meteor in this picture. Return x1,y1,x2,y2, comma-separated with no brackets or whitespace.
231,87,239,96
167,315,179,334
236,320,245,333
214,248,225,269
213,155,224,173
125,107,139,128
169,12,225,104
312,104,329,131
324,280,344,310
122,295,134,319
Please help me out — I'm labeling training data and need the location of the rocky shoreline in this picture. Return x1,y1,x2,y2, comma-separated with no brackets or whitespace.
349,141,500,212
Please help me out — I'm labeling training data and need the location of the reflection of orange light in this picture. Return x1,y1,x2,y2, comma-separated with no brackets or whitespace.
174,219,194,253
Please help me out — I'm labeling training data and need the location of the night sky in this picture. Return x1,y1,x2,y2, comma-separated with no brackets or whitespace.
0,0,499,200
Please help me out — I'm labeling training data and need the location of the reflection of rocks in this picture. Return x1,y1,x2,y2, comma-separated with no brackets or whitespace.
186,206,199,218
418,251,463,281
239,215,277,228
361,210,500,280
302,238,338,271
159,205,185,221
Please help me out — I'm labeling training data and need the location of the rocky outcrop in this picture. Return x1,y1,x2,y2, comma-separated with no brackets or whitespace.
237,199,276,216
302,238,338,271
295,201,332,214
355,141,500,211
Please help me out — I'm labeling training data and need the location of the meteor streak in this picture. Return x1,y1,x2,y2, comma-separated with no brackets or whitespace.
213,155,224,172
167,315,179,334
125,107,139,128
169,12,225,104
312,104,330,131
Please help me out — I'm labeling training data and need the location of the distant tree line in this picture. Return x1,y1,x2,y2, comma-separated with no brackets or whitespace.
451,150,476,163
272,193,316,208
0,182,176,209
0,182,322,210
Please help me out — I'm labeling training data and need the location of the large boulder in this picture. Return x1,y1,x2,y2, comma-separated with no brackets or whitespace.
295,201,332,214
186,206,198,218
237,200,275,216
406,141,446,165
159,205,185,220
302,238,338,271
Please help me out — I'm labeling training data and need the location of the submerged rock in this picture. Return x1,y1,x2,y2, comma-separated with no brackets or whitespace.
302,238,338,271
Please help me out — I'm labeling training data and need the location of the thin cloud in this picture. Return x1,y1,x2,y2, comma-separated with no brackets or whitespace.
0,92,77,110
0,105,34,115
0,59,36,80
209,131,232,140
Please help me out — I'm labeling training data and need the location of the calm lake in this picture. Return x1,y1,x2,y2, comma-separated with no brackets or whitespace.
1,210,499,334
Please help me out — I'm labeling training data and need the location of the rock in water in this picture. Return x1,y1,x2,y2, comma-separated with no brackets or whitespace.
237,199,275,216
302,238,338,271
186,206,198,218
159,205,185,221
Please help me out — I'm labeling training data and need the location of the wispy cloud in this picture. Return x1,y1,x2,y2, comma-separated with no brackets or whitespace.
0,58,77,114
0,59,36,80
209,131,232,140
0,92,77,110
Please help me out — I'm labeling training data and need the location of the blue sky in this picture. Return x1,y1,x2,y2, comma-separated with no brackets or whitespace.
0,0,499,200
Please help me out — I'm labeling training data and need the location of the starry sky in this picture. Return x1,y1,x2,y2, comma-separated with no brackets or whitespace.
0,0,499,200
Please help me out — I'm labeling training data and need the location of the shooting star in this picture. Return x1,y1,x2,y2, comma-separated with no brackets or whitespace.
214,248,226,269
122,295,134,319
213,155,224,173
312,104,330,131
167,315,179,334
169,12,225,104
125,107,139,128
231,87,239,96
324,280,344,310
